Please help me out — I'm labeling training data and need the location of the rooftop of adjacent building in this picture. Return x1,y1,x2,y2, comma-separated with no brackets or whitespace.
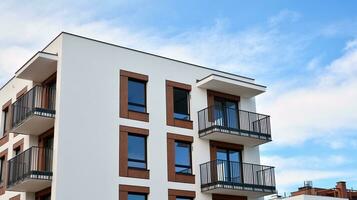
270,181,357,200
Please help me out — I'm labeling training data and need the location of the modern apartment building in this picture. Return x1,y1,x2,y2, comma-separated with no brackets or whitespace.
0,32,276,200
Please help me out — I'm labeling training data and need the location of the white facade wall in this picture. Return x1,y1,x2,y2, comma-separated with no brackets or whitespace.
282,195,348,200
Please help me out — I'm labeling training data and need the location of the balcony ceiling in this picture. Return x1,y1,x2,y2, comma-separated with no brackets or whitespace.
197,74,266,98
16,51,57,83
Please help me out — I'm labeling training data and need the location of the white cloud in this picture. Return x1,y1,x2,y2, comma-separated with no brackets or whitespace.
259,40,357,145
261,154,353,194
268,10,301,27
0,1,308,87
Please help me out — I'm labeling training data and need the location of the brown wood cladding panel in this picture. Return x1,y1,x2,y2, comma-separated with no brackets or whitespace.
35,187,51,200
212,194,247,200
0,149,8,196
120,70,149,122
167,132,194,142
2,99,12,110
120,75,129,118
120,70,148,81
166,80,192,91
119,125,149,179
210,141,244,161
167,133,195,184
207,90,240,103
119,185,150,200
13,138,24,152
167,135,175,182
166,82,175,126
0,134,9,148
16,86,28,99
9,194,21,200
166,80,193,129
119,184,150,193
2,99,12,136
168,189,196,198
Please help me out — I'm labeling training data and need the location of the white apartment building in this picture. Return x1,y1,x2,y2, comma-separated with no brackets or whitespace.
0,32,276,200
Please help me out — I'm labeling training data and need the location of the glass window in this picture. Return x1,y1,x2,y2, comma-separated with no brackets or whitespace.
14,147,21,156
128,193,147,200
175,141,192,174
128,134,147,169
128,79,146,113
0,157,4,183
173,88,190,120
1,108,8,137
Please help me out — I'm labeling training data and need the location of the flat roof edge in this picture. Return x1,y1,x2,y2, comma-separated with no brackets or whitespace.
61,31,255,81
198,73,267,89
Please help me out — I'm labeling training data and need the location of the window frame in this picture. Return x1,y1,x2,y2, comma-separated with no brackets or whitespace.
173,87,190,121
120,70,149,122
174,141,192,175
0,157,4,184
127,133,147,170
168,189,196,200
166,80,193,129
167,133,195,184
119,125,150,179
119,185,150,200
128,78,147,113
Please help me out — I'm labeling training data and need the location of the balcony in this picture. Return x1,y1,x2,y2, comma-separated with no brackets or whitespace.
198,106,271,146
7,147,53,192
200,160,276,198
11,85,56,135
15,51,57,83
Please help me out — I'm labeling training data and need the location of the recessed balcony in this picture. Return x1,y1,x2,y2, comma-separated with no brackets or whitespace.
11,85,56,135
198,106,272,146
200,160,276,198
7,147,53,192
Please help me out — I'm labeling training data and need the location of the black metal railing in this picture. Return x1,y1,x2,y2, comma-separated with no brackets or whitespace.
12,85,56,128
198,106,271,140
7,147,53,188
200,160,276,192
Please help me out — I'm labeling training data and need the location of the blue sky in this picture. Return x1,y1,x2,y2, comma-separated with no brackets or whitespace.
1,0,357,195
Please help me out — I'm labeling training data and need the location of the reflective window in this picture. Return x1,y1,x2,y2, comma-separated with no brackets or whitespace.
173,88,190,120
1,107,9,137
0,157,4,184
128,134,147,169
128,193,147,200
175,141,192,174
128,79,146,112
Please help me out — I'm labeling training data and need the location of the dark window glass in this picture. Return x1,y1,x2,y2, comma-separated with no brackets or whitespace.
0,157,4,183
128,79,146,113
176,198,193,200
14,147,21,156
128,134,147,169
1,108,8,136
175,141,192,174
128,193,147,200
173,88,190,120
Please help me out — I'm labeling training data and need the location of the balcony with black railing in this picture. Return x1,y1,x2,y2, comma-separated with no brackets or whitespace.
200,160,276,198
198,106,272,146
11,85,56,135
7,147,53,192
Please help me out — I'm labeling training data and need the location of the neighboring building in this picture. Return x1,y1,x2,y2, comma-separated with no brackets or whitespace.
0,32,276,200
273,181,357,200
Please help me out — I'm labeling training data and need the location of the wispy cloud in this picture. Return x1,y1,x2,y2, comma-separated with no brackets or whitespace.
259,39,357,146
